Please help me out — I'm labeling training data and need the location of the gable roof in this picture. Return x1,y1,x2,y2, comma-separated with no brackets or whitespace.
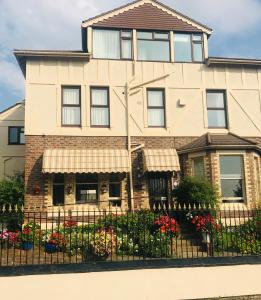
82,0,212,35
178,133,259,154
0,101,24,116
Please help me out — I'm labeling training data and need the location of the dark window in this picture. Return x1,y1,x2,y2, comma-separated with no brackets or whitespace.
220,155,245,202
76,174,98,204
109,174,121,207
53,174,65,206
174,33,203,62
90,87,110,127
62,86,81,126
207,90,227,128
137,31,170,62
93,29,132,60
147,89,165,127
8,127,24,145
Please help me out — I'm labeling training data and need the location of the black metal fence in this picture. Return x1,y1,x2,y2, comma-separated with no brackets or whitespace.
0,205,260,267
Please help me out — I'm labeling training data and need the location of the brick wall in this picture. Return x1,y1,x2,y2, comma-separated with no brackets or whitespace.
25,135,197,210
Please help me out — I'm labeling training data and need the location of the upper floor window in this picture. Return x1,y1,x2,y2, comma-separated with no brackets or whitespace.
207,90,227,128
62,86,81,126
93,28,132,60
137,31,170,62
147,89,165,127
90,87,110,127
8,126,24,145
174,33,203,62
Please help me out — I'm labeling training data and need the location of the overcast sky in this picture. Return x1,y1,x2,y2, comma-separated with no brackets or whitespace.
1,0,261,112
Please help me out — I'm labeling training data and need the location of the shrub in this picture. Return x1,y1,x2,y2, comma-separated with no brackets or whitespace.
172,177,218,207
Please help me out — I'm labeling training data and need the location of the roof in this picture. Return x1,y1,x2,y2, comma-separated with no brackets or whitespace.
178,133,259,154
143,148,180,172
82,0,212,35
0,101,24,115
42,149,129,173
14,50,90,77
207,57,261,68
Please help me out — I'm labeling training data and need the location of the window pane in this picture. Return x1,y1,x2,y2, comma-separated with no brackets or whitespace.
53,185,65,206
109,183,121,198
221,179,243,198
20,128,25,144
193,43,203,62
208,110,226,127
91,108,109,126
54,174,64,184
63,88,80,105
121,30,132,38
93,29,120,59
76,174,98,183
121,39,132,59
192,34,202,41
148,90,163,107
137,40,170,61
207,92,225,108
174,34,192,62
193,157,204,179
148,109,165,127
9,128,18,143
154,32,169,40
137,31,153,39
62,107,80,125
91,89,108,105
220,156,243,177
76,184,98,203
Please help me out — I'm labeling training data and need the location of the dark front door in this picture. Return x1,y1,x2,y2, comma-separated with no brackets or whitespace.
148,173,168,210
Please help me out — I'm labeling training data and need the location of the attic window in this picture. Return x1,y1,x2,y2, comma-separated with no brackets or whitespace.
174,33,203,62
93,28,132,60
137,31,170,62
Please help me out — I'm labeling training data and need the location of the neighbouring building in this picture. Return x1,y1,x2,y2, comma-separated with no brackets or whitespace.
14,0,261,211
0,102,25,179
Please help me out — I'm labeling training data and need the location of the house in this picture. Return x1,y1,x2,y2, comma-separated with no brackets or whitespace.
0,102,25,179
14,0,261,211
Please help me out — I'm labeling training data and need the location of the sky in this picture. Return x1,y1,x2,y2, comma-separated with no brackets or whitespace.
1,0,261,112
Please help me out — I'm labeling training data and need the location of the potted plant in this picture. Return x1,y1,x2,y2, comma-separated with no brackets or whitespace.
191,214,220,243
0,229,18,248
20,222,41,250
89,228,116,261
44,232,66,254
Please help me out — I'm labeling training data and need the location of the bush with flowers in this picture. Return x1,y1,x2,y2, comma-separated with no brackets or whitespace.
191,214,221,233
0,229,18,247
154,215,180,237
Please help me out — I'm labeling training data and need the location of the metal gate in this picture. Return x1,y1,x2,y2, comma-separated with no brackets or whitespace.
148,173,169,210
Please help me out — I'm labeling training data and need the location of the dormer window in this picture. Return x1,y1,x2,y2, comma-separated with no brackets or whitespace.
137,31,170,62
93,28,132,60
174,33,203,62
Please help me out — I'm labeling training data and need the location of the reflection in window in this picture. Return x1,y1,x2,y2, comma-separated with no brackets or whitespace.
174,33,203,62
137,31,170,62
76,174,98,204
220,155,244,202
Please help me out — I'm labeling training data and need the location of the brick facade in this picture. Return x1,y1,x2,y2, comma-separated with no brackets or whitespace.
25,135,260,210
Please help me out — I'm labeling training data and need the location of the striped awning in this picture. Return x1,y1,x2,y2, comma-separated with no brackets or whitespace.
143,149,180,172
42,149,129,173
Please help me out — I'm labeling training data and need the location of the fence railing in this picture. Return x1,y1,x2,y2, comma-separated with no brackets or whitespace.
0,206,260,267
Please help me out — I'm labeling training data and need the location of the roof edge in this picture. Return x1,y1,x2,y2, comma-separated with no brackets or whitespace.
0,101,25,115
208,56,261,67
82,0,212,34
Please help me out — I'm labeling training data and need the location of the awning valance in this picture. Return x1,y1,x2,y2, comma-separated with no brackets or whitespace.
143,149,180,172
42,149,129,173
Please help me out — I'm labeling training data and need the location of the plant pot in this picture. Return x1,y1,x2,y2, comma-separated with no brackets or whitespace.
201,232,210,244
45,243,58,254
21,241,33,250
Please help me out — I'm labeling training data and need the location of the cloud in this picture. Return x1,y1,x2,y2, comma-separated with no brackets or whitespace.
170,0,261,34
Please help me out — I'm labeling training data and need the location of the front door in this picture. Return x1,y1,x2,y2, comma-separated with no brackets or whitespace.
148,173,168,210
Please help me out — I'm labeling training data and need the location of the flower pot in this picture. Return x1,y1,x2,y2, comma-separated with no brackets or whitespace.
201,232,210,244
21,241,33,250
45,243,58,254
